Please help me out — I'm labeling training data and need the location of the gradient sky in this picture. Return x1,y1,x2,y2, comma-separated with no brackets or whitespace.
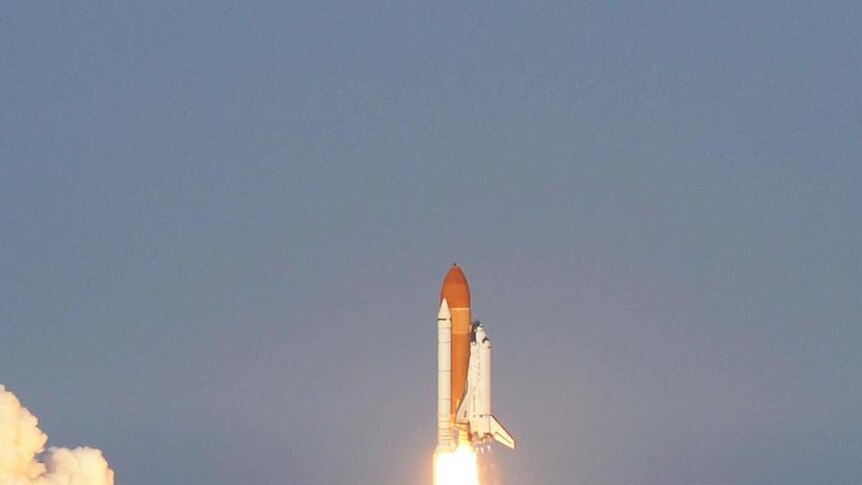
2,2,860,484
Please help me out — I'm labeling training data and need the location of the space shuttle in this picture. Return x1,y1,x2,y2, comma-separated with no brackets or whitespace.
455,322,515,449
436,264,515,453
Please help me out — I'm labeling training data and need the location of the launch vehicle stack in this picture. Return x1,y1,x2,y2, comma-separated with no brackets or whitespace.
435,264,515,454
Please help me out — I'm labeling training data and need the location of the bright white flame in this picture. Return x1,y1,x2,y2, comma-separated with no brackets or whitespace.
434,444,480,485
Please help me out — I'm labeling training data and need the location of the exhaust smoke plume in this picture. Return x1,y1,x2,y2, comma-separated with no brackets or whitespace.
0,385,114,485
476,445,502,485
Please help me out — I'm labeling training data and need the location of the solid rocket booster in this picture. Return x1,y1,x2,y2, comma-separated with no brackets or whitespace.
437,264,515,451
436,299,454,452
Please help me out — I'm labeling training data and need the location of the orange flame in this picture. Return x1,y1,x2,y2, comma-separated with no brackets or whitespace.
433,444,480,485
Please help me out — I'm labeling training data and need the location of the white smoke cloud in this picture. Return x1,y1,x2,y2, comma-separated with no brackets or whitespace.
0,384,114,485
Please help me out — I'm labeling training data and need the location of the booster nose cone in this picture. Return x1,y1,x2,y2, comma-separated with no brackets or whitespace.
441,264,471,308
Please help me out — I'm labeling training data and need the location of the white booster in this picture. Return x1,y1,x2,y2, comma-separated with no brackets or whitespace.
436,299,454,452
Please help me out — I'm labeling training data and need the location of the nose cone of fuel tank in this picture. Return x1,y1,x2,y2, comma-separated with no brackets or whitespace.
440,264,471,308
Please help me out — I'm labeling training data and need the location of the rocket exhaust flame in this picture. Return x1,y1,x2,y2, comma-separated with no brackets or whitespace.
0,384,115,485
433,444,480,485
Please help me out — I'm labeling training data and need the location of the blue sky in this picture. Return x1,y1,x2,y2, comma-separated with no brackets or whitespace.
2,2,860,484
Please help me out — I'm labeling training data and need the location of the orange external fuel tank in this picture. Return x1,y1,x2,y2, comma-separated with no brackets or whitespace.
440,264,471,417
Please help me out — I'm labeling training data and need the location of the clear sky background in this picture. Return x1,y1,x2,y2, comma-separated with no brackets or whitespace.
2,2,860,484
